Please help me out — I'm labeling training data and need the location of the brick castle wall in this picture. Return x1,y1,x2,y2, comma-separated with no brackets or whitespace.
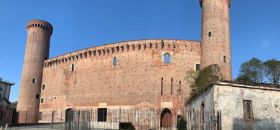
39,39,200,128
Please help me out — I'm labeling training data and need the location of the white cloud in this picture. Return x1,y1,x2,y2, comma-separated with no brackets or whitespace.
260,40,271,49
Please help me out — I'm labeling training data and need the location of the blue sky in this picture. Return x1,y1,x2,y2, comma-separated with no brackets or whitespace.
0,0,279,102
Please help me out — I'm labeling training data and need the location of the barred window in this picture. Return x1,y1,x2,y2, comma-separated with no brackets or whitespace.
196,64,200,71
243,100,254,121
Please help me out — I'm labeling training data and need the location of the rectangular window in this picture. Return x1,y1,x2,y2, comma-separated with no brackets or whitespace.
97,108,107,122
224,56,226,63
196,64,200,71
243,100,253,121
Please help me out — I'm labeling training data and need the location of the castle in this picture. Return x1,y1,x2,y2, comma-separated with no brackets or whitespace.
17,0,231,129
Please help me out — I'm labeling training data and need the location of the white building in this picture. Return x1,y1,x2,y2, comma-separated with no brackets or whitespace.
186,81,280,130
0,78,13,100
0,78,14,109
0,78,14,126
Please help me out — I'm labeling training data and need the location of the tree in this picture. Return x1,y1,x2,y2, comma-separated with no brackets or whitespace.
187,64,222,96
264,59,280,84
236,58,264,84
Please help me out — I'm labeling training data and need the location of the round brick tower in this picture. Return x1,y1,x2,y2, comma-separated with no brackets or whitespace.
17,19,52,123
200,0,232,80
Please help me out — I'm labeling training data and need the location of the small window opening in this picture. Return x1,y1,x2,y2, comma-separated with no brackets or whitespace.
32,78,36,84
97,108,107,122
243,100,254,121
112,57,118,66
163,53,171,64
42,84,45,90
36,94,40,99
40,98,44,103
224,56,226,63
71,63,75,72
208,32,212,37
196,64,200,71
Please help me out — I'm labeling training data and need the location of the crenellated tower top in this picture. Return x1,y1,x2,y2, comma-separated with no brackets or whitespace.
199,0,231,8
26,19,53,35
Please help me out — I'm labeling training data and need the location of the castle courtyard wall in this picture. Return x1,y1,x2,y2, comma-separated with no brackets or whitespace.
39,39,201,129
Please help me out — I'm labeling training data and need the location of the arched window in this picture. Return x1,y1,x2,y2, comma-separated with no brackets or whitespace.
163,53,171,64
112,57,118,66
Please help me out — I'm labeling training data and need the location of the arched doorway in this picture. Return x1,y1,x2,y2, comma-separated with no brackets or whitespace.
65,108,74,122
160,108,173,128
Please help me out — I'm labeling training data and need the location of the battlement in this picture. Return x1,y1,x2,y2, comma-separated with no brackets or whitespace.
26,19,53,35
199,0,231,8
43,39,200,68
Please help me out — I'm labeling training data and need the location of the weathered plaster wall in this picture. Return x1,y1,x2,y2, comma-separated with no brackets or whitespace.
214,84,280,130
186,85,214,130
186,83,280,130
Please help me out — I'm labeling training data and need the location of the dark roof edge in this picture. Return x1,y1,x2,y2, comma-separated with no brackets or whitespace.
0,79,15,85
